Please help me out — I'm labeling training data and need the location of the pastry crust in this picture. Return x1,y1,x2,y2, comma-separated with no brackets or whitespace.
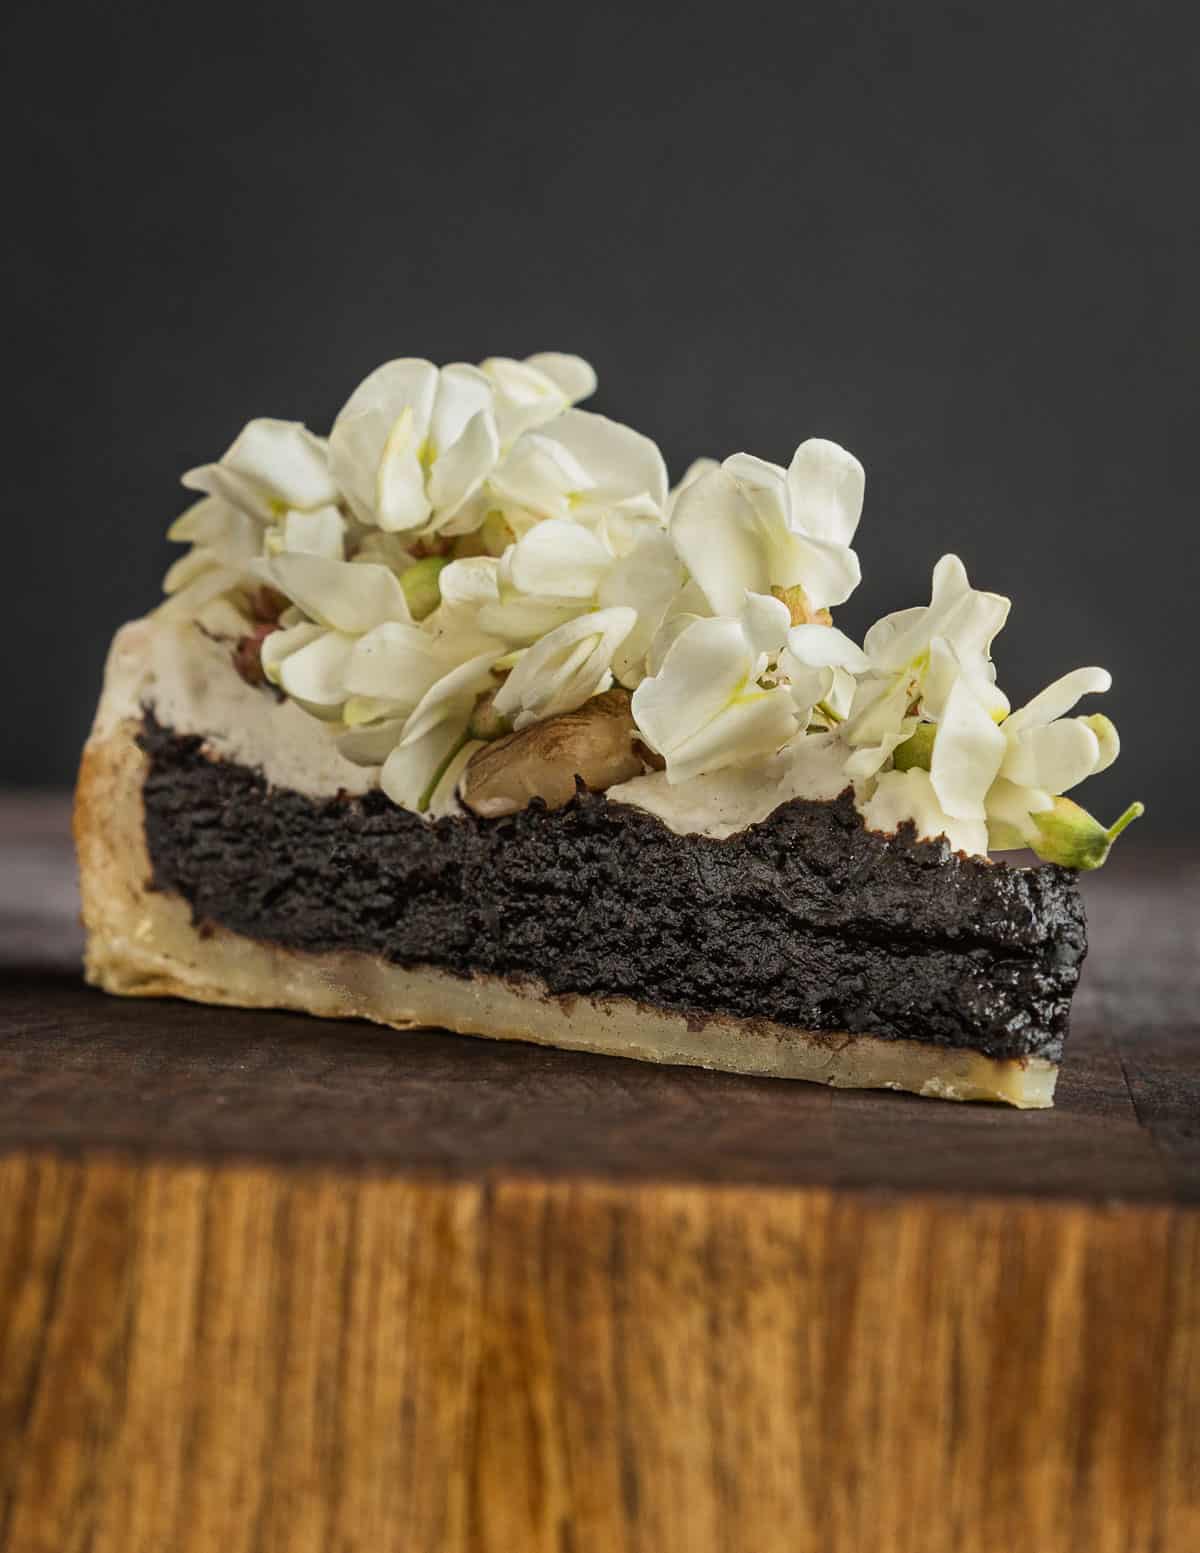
74,718,1058,1107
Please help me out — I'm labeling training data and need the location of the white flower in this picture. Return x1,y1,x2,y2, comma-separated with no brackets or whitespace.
338,615,506,733
631,595,799,783
488,409,669,533
843,554,1010,778
669,439,864,619
779,622,870,724
329,359,501,536
983,667,1119,846
438,516,683,689
861,769,990,857
380,653,502,810
479,353,597,445
665,457,719,518
492,608,637,731
861,553,1010,718
182,418,338,520
861,659,1122,860
159,496,263,618
263,506,346,561
165,420,342,617
251,553,414,709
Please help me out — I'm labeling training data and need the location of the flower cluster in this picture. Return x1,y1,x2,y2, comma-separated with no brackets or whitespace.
162,351,1141,865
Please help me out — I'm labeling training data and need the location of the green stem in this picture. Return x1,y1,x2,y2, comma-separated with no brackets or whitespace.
417,733,470,813
1106,801,1145,842
814,699,843,726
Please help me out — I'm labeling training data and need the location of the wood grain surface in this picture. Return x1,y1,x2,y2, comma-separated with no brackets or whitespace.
1,797,1198,1551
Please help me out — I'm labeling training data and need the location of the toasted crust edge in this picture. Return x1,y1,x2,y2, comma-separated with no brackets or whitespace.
74,718,1057,1108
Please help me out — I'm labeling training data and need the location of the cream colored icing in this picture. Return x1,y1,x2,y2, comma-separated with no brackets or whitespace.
90,616,898,841
91,614,379,798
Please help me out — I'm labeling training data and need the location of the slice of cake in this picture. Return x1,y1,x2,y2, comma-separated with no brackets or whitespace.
75,351,1142,1106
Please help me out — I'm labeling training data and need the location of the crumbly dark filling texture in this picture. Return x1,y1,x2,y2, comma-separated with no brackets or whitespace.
138,712,1087,1061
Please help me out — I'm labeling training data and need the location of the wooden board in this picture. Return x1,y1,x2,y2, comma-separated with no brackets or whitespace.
1,796,1197,1551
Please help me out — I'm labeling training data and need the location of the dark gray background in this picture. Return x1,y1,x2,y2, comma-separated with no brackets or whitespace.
6,1,1195,836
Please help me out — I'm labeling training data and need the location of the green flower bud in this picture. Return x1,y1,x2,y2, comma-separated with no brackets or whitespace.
892,722,936,772
400,555,449,621
1030,797,1144,870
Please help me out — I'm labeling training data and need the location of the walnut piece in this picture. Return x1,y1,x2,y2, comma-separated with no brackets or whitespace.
460,690,645,818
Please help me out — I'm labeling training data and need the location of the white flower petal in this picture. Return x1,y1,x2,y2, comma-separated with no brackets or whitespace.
936,591,1010,676
1001,719,1102,794
545,409,668,512
826,665,857,719
376,407,432,532
184,420,336,518
985,775,1053,848
845,673,915,750
278,630,355,706
645,608,705,678
661,686,798,785
336,358,438,433
162,546,225,596
260,621,327,685
326,408,387,527
427,407,500,520
787,531,862,611
489,432,581,520
1002,667,1113,736
631,616,756,755
670,466,777,619
168,496,254,549
278,505,346,560
581,505,662,560
403,652,502,747
381,713,470,812
863,556,1009,674
784,623,869,673
922,635,1009,722
224,419,336,511
481,354,594,444
435,555,500,619
525,352,597,404
508,518,613,600
862,606,930,673
930,678,1006,820
862,768,989,854
598,528,687,685
843,727,915,781
722,453,791,527
429,363,495,456
264,554,412,633
478,594,587,645
666,457,720,517
786,665,835,713
156,562,244,620
785,439,865,546
780,625,867,717
338,717,408,767
492,607,636,730
344,622,450,706
427,739,486,817
1082,713,1120,775
343,695,409,727
741,592,792,659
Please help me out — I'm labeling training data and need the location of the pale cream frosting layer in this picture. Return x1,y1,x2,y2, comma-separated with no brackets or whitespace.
93,614,378,798
92,614,869,834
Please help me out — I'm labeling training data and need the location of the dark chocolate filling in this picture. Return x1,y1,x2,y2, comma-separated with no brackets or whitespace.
138,712,1087,1062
